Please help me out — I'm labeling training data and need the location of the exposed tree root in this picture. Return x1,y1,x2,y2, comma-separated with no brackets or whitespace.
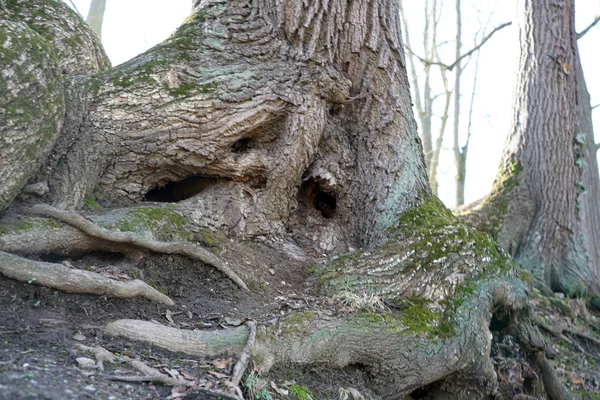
30,204,249,291
537,320,600,348
0,250,174,306
104,319,249,358
535,352,572,400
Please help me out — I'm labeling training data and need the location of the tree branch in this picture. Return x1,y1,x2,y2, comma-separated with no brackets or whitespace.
64,0,83,17
577,15,600,40
447,21,512,70
405,22,512,71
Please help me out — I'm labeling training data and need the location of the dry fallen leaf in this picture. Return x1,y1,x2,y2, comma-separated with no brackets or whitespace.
212,358,232,370
270,381,289,396
166,309,174,324
567,372,585,385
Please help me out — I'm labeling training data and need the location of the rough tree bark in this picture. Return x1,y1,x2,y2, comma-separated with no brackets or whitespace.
0,0,565,398
459,0,600,295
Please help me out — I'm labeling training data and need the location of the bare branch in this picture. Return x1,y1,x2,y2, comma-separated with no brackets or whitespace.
577,15,600,40
405,21,512,71
447,21,512,70
65,0,83,17
592,104,600,110
230,320,257,387
596,142,600,152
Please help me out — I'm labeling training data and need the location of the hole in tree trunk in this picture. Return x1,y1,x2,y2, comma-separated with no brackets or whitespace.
299,178,337,218
231,138,252,153
408,386,430,399
489,306,510,332
144,176,223,202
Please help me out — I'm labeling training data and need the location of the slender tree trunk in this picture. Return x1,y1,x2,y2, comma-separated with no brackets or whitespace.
453,0,465,206
86,0,106,40
460,0,600,294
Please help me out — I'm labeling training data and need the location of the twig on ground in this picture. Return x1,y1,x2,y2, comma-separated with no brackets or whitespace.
74,344,116,371
230,320,257,387
29,204,248,291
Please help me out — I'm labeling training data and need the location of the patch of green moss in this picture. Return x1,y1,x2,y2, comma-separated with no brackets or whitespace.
397,297,455,339
302,265,316,277
280,311,315,338
84,196,101,211
460,160,522,236
107,206,192,241
147,279,169,295
195,228,225,248
290,384,314,400
0,218,59,236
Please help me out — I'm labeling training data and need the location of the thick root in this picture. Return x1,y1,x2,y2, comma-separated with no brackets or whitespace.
29,204,249,291
104,319,249,358
0,250,174,306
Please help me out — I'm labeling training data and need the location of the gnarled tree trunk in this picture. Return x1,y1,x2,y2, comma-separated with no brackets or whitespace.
0,1,562,399
459,0,600,295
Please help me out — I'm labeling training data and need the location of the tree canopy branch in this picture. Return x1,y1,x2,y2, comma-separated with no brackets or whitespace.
404,22,512,71
577,15,600,40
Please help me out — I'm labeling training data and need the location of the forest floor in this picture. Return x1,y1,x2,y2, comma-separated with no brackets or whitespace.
0,239,599,400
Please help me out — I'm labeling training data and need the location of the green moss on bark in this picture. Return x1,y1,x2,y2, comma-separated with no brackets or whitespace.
318,195,518,339
0,217,60,236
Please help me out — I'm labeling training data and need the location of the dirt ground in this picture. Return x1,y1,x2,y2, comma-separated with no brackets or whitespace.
0,237,329,400
1,239,599,400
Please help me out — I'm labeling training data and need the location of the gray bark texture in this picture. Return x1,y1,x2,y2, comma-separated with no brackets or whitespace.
459,0,600,295
0,1,559,398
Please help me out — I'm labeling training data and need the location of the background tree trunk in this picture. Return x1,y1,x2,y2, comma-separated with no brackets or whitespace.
86,0,106,40
452,0,464,206
460,0,600,294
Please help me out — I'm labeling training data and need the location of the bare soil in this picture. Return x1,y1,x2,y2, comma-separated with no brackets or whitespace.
0,238,326,400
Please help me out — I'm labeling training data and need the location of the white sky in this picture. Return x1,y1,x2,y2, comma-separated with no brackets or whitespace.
64,0,599,209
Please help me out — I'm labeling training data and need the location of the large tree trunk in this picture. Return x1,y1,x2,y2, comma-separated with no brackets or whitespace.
18,0,429,253
460,0,600,295
0,1,562,399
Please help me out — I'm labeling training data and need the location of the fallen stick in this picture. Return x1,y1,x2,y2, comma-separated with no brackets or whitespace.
0,251,174,306
230,320,257,387
30,204,249,291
